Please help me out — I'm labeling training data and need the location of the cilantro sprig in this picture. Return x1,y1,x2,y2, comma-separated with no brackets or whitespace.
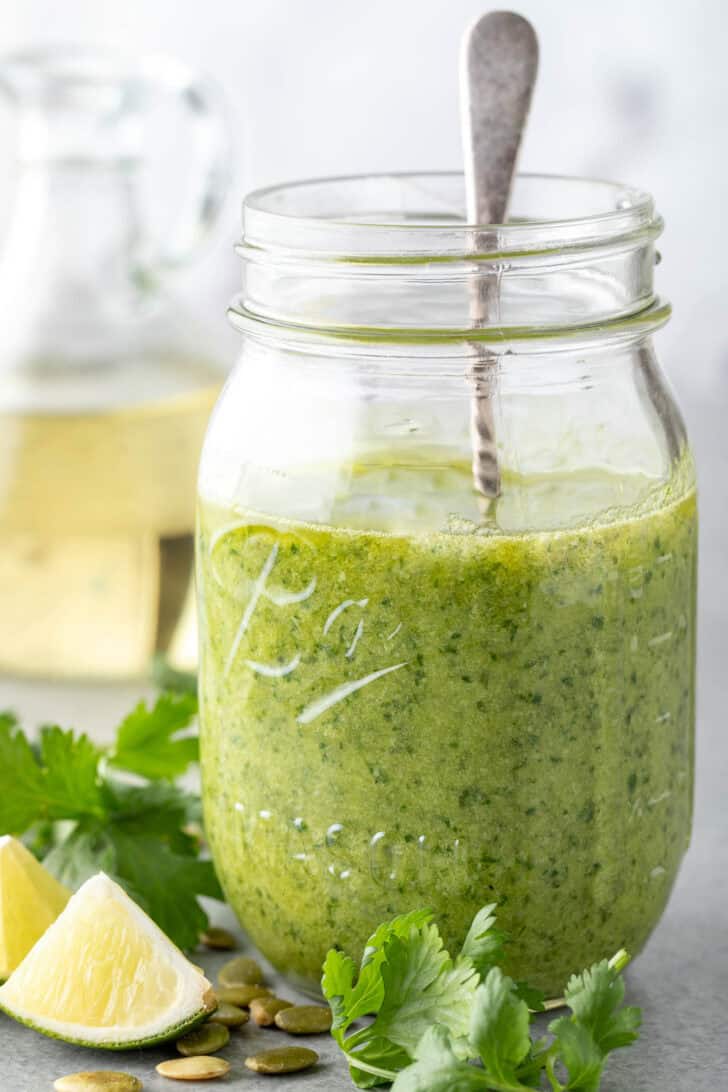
0,694,222,951
322,905,641,1090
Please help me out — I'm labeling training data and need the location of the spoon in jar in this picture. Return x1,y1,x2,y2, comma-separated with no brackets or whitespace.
460,11,539,503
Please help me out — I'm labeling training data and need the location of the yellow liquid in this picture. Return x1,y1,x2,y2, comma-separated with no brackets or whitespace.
0,361,219,679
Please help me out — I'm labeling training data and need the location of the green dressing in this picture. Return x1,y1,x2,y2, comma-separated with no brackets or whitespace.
197,458,697,994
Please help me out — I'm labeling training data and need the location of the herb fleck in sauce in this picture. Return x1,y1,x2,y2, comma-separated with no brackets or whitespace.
198,461,697,995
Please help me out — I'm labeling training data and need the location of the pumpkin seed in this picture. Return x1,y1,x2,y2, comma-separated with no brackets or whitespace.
155,1056,230,1081
245,1046,319,1075
54,1075,142,1092
218,954,264,987
215,984,271,1007
176,1022,230,1055
274,1004,333,1034
249,995,294,1027
200,927,237,951
209,1001,249,1027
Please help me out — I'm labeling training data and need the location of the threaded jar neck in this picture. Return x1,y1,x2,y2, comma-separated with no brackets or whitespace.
230,172,669,347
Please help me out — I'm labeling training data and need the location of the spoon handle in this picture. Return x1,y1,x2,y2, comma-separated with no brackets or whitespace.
460,11,539,226
460,12,539,502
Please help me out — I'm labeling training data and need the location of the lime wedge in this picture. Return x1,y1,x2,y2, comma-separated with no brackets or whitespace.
0,872,215,1048
0,835,70,980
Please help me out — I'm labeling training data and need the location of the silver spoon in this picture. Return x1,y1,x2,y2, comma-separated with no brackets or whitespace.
460,11,539,500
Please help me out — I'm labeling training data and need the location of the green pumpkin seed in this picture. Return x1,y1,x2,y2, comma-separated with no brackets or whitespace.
54,1076,142,1092
274,1004,333,1034
176,1022,230,1056
249,995,294,1027
218,954,264,987
200,927,237,951
245,1046,319,1075
209,1001,249,1027
155,1056,230,1081
215,984,271,1007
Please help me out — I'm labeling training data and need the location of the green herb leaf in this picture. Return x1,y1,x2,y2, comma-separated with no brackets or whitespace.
104,779,202,854
109,692,199,780
460,903,507,979
43,824,117,890
548,954,641,1091
547,1019,604,1091
469,968,532,1084
321,947,358,1036
0,717,104,831
561,957,642,1054
0,697,221,951
346,1038,413,1088
325,904,642,1092
322,908,433,1040
40,726,105,818
392,1025,488,1092
325,915,479,1087
370,924,478,1056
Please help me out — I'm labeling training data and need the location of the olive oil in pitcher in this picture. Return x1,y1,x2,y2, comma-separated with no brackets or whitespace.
0,48,231,677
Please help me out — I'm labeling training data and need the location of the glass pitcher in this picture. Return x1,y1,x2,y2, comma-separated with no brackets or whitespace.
0,47,231,679
196,173,697,997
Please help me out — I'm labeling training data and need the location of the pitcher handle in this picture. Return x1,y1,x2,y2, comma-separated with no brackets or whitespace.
138,53,233,278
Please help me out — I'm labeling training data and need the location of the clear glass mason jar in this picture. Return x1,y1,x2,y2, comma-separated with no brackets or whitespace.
197,173,697,996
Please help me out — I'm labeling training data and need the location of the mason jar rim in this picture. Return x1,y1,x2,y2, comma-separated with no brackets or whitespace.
241,171,658,258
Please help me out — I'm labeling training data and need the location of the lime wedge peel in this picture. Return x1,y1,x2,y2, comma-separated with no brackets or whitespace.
0,872,216,1049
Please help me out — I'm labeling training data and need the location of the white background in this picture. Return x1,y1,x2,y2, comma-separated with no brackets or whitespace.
1,0,726,794
2,0,727,391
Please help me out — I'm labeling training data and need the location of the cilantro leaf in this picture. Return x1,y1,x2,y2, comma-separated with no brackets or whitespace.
469,968,532,1084
323,910,440,1087
330,917,479,1087
322,947,359,1035
392,1025,488,1092
40,726,105,817
0,718,104,831
547,1020,604,1092
323,908,433,1039
561,957,641,1054
325,903,642,1092
0,716,46,831
548,954,642,1091
0,697,221,952
460,904,544,1012
109,692,199,780
371,924,478,1056
345,1038,413,1088
103,779,203,854
460,903,507,979
43,824,117,890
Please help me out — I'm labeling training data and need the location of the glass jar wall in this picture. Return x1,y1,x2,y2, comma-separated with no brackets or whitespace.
196,174,697,996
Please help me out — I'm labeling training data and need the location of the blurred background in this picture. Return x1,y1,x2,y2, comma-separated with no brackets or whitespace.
0,0,725,815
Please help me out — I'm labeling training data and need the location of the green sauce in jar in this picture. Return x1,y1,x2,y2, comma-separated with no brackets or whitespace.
197,455,697,996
